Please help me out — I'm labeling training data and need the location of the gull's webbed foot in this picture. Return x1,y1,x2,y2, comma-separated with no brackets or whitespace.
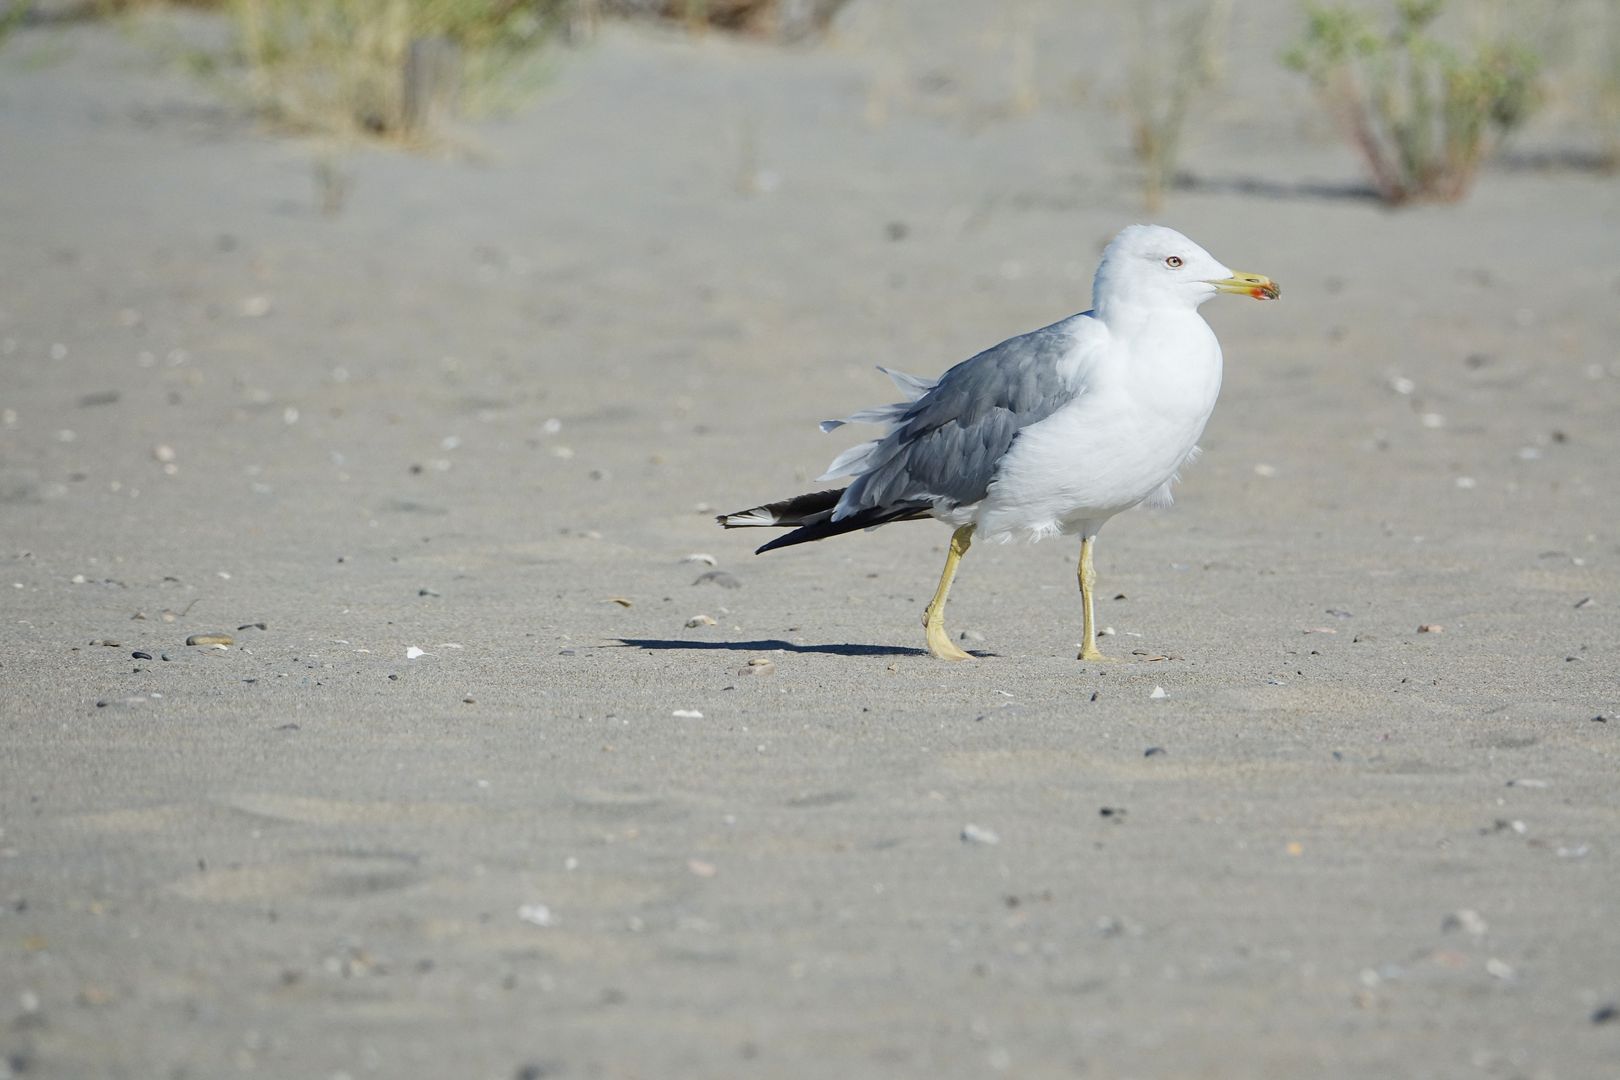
921,525,976,661
925,607,974,661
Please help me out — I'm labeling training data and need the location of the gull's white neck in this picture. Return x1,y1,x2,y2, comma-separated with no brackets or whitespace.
1093,294,1211,338
1092,297,1223,422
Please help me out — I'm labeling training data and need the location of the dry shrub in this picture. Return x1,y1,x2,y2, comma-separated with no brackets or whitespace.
1286,0,1541,204
1601,3,1620,169
225,0,558,140
1126,0,1233,210
593,0,849,42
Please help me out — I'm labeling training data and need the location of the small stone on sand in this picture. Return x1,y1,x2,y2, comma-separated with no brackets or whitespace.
1441,909,1488,936
693,571,741,589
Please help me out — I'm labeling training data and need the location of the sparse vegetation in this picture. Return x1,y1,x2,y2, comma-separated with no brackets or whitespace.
1601,3,1620,170
601,0,850,41
221,0,560,141
10,0,848,141
1285,0,1541,204
1125,0,1232,211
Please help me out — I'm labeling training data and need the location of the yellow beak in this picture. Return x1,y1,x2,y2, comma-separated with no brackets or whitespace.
1208,271,1279,300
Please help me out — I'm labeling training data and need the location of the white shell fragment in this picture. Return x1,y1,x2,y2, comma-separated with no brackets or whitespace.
517,904,554,928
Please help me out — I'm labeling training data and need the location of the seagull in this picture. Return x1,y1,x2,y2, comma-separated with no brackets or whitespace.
718,225,1278,661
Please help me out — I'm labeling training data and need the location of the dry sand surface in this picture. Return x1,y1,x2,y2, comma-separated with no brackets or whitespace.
2,3,1619,1077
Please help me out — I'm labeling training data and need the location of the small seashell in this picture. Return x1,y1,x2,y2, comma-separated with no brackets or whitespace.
185,633,233,647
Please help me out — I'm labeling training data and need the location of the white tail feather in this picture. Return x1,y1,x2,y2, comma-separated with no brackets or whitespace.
720,509,781,526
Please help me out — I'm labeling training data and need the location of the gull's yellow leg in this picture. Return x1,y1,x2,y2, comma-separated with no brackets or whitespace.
1076,535,1115,662
922,525,975,661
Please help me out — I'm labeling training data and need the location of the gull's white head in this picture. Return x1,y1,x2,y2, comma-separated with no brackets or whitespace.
1092,224,1278,317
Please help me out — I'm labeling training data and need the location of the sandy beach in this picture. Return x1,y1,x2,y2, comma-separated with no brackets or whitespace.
2,3,1618,1076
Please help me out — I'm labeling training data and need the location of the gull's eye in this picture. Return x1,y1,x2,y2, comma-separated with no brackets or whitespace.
1165,256,1183,268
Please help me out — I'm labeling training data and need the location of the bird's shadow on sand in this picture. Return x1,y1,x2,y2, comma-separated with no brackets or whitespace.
612,638,997,659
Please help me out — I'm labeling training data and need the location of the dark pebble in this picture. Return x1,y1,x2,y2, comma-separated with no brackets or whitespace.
388,673,399,681
237,622,268,631
1099,806,1125,819
1143,746,1165,757
78,390,120,408
132,651,153,660
1593,1004,1618,1025
419,588,441,597
693,571,741,589
558,649,576,657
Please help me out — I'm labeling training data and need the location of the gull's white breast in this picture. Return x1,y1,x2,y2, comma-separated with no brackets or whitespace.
974,311,1223,541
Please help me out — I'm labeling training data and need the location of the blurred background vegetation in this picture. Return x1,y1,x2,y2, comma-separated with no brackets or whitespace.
2,0,1616,203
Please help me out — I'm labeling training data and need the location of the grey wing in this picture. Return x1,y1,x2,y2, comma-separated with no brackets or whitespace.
829,316,1091,519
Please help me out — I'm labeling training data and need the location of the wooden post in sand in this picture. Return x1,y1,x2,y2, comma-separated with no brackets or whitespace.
402,36,461,137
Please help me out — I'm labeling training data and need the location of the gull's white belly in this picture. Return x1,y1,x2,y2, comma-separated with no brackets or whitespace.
971,383,1213,541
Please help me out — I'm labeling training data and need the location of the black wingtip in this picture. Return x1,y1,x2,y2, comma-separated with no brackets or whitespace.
752,504,931,554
